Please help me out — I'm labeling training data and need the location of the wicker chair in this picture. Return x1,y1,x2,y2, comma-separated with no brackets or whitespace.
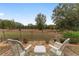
7,39,32,56
49,38,70,56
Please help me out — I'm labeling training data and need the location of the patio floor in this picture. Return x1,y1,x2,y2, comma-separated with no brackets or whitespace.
0,41,79,56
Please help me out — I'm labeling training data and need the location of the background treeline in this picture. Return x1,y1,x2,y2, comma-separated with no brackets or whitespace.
0,19,55,30
0,19,24,29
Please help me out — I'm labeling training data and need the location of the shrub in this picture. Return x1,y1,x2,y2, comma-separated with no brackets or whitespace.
69,38,79,44
63,31,79,38
63,31,79,44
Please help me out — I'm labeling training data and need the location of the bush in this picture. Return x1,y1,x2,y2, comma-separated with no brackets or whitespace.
69,38,79,44
63,31,79,44
63,31,79,38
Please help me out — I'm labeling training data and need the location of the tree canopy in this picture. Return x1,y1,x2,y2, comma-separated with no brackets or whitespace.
0,19,24,29
52,4,79,31
35,13,46,30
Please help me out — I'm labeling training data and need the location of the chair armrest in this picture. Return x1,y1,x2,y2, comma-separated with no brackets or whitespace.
49,44,59,50
49,44,61,54
25,44,32,51
54,42,62,48
55,42,62,46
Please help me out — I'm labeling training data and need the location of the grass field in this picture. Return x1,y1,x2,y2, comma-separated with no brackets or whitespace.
0,29,62,42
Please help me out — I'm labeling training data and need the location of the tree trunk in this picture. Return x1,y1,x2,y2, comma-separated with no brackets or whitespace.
42,29,43,32
2,30,5,41
19,29,23,42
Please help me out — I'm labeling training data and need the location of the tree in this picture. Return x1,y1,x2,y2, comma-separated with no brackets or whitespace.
15,22,24,42
0,19,25,42
52,4,79,31
47,25,55,29
0,19,24,29
0,19,6,41
15,22,24,29
27,24,33,29
35,13,46,31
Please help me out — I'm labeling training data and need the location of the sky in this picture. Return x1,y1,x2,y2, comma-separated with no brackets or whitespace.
0,3,58,25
